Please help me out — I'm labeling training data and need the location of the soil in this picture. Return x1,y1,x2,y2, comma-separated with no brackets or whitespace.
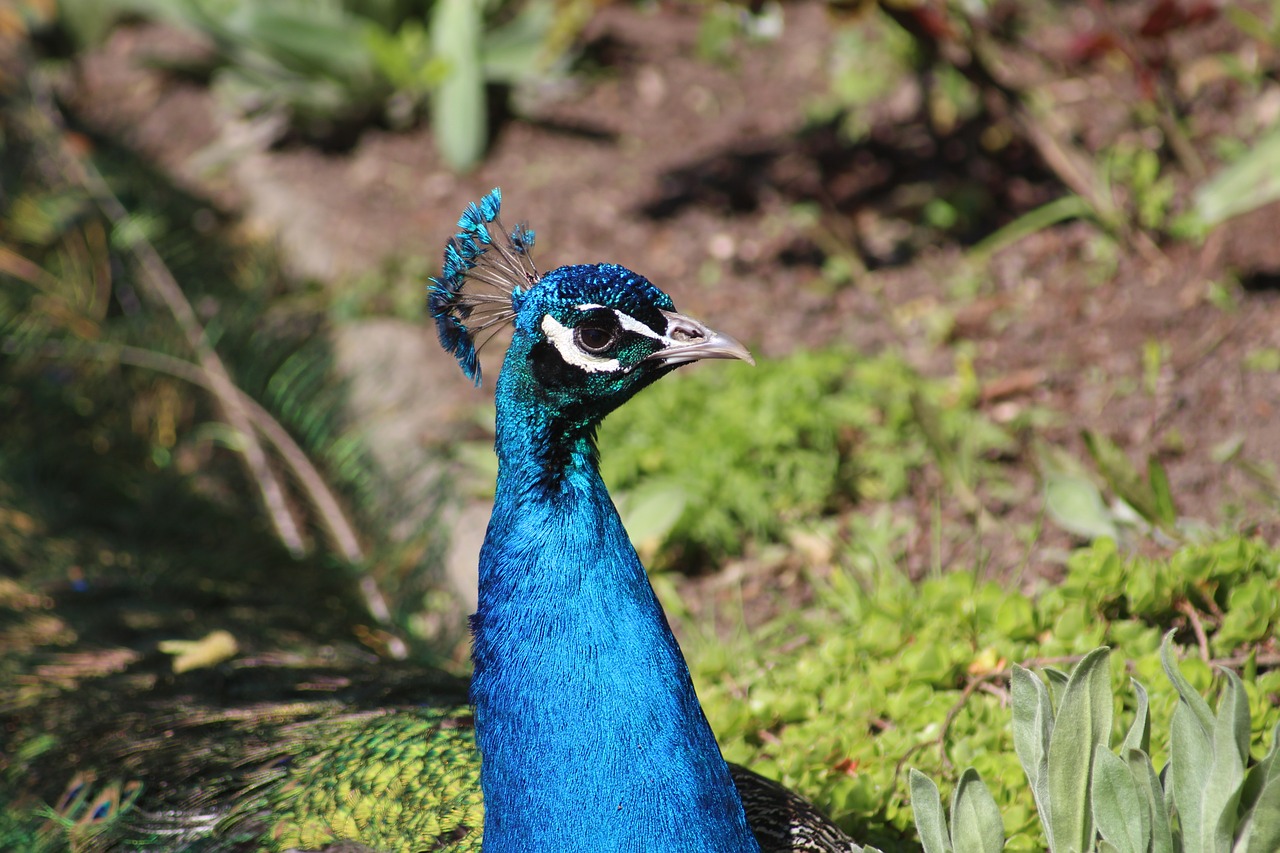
56,1,1280,623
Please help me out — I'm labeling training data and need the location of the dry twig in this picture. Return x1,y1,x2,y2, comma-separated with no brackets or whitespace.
19,71,407,657
1176,599,1213,663
27,77,306,558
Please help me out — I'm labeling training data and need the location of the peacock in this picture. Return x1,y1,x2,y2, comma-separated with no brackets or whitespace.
0,189,868,853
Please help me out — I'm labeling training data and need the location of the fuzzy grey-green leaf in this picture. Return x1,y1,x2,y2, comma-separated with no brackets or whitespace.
1044,667,1070,708
1201,669,1248,852
1161,631,1214,735
1121,677,1150,757
1216,668,1251,769
1240,723,1280,818
1046,647,1112,853
949,768,1003,853
1012,664,1055,845
911,768,952,853
1237,763,1280,853
1194,124,1280,226
1044,472,1119,541
1092,745,1145,853
1126,748,1173,853
1170,701,1213,852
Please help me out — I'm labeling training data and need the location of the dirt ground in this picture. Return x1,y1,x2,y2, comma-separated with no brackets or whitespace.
58,1,1280,615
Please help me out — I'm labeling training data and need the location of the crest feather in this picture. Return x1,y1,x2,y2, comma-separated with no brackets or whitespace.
428,188,540,385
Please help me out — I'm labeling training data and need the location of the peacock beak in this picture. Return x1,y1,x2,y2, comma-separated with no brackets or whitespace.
644,309,755,367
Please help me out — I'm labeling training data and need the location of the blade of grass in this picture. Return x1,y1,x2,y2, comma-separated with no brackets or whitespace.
968,194,1093,261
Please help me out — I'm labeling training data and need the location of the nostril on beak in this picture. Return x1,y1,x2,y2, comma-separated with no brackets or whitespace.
670,324,705,344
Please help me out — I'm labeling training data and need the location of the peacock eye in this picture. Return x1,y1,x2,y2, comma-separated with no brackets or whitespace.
573,314,620,354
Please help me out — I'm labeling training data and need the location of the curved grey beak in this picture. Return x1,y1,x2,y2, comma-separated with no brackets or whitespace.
644,309,755,367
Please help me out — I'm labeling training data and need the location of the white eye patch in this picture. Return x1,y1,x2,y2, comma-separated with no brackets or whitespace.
541,314,624,373
575,304,664,342
539,306,665,373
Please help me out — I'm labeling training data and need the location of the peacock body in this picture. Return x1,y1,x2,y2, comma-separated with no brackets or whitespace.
0,189,866,853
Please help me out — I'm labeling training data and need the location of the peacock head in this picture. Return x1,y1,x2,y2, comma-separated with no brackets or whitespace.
428,188,752,423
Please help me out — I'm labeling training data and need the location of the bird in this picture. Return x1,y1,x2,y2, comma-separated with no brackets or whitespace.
430,187,835,853
0,188,869,853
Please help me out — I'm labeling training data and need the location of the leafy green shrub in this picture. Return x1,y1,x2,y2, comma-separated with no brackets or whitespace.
1052,537,1280,656
682,535,1280,850
599,348,1010,567
911,633,1280,853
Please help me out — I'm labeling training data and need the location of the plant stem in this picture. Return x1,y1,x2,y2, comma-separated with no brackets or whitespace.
28,72,306,558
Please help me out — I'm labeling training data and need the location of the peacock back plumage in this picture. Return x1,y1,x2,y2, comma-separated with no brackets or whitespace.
208,707,483,852
6,683,861,852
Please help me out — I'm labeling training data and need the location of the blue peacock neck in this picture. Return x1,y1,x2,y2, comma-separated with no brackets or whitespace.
469,353,762,853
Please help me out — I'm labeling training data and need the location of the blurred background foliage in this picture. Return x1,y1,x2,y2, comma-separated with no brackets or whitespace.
15,0,578,168
0,31,491,655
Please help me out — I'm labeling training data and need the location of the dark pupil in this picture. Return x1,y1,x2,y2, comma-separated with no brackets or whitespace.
575,317,618,353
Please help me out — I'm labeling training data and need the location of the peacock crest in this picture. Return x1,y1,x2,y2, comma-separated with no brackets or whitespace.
428,188,540,385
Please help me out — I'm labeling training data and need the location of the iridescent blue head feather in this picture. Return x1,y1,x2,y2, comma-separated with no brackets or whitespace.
428,187,539,385
430,188,753,413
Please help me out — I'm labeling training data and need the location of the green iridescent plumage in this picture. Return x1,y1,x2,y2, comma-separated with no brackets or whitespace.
228,708,483,852
5,687,859,852
3,667,489,852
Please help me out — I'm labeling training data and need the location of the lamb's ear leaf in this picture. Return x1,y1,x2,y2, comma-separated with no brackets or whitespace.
949,768,1003,853
1046,647,1112,853
910,769,951,853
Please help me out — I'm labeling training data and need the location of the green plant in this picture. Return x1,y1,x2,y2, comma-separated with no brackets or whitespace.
1186,122,1280,230
694,1,783,65
911,768,1004,853
807,12,918,142
911,633,1280,853
596,347,1011,567
1054,537,1280,657
1039,430,1182,543
57,0,556,169
680,533,1280,849
1102,142,1178,233
1243,348,1280,374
